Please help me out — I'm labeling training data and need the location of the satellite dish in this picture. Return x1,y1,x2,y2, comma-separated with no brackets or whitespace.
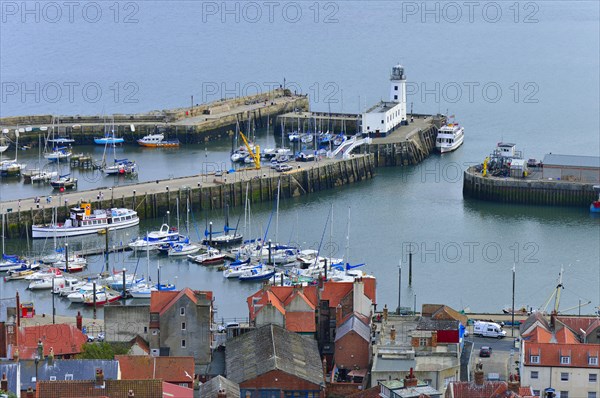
130,124,136,132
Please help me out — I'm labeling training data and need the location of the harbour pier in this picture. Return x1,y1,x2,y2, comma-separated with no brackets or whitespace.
0,154,375,238
0,89,309,145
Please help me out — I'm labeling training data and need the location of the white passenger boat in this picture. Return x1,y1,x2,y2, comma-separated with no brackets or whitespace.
28,276,66,290
435,122,464,153
129,224,180,251
32,203,138,239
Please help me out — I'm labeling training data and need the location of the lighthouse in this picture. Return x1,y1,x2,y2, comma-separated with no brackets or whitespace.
361,64,408,137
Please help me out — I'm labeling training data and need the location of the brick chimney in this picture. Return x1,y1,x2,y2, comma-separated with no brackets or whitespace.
550,310,557,331
404,367,418,388
390,325,396,342
431,331,438,347
508,373,520,393
95,368,105,387
47,347,54,366
128,390,135,397
217,387,227,398
37,339,44,359
12,348,19,362
474,361,485,386
1,372,8,392
76,311,83,331
383,304,388,321
322,357,328,381
335,304,342,327
26,387,34,398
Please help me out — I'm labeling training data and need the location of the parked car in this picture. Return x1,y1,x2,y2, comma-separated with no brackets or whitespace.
479,346,492,357
276,164,292,172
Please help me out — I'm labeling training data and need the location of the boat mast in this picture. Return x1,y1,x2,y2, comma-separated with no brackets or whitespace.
176,197,180,234
553,266,564,313
275,179,281,244
345,206,351,265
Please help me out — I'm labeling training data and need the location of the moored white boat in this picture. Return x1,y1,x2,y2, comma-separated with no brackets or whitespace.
238,265,276,281
187,248,226,265
28,276,66,290
168,242,201,256
32,203,138,239
435,122,464,153
137,133,179,147
129,224,180,251
129,282,177,298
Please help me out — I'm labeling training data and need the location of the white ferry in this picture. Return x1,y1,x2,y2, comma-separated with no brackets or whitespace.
32,203,139,239
435,123,464,153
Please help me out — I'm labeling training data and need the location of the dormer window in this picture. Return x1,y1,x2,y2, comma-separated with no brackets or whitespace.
560,356,571,365
589,356,598,366
530,355,540,364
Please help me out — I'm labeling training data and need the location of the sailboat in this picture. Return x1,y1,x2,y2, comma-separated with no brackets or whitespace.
94,118,125,145
43,117,72,162
0,129,9,152
202,204,243,246
101,126,137,175
24,135,57,183
50,152,77,190
129,250,176,298
0,129,27,176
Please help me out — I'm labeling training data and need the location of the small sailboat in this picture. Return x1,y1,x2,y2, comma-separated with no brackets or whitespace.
129,224,180,251
83,290,122,306
187,247,226,265
238,264,276,281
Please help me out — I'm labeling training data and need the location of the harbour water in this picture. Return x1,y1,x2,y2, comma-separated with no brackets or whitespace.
0,1,598,318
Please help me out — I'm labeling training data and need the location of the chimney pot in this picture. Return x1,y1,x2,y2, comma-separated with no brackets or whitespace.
474,361,485,386
1,372,8,392
95,368,105,387
26,387,34,398
128,389,135,397
217,388,227,398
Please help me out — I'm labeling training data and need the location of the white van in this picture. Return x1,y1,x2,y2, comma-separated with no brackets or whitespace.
473,321,507,338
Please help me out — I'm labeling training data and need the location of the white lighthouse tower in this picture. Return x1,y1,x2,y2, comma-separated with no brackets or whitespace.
389,64,407,119
361,64,408,137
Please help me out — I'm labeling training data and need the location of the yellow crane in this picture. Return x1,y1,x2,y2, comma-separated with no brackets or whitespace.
239,130,260,169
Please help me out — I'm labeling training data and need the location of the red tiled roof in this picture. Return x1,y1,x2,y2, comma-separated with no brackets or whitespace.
284,290,317,310
347,386,381,398
286,312,316,332
17,324,87,359
447,381,520,398
523,327,553,343
150,288,212,315
321,282,353,308
128,335,150,354
36,379,163,398
554,327,579,344
116,355,195,383
524,342,599,367
162,381,193,398
556,316,600,337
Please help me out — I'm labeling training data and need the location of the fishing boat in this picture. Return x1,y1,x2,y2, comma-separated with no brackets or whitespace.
435,122,465,153
137,133,179,148
129,224,180,251
83,290,122,306
238,265,276,281
50,174,78,190
32,203,139,239
187,248,226,265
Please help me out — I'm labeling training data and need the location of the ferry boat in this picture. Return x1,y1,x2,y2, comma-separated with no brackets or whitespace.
137,134,180,148
32,203,139,239
435,123,464,153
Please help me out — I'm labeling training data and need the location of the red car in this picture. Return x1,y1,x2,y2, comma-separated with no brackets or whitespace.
479,346,492,357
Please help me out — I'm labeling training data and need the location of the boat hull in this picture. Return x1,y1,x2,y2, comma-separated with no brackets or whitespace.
32,217,139,239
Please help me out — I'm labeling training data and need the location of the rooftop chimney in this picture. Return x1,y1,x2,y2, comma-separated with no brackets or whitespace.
76,311,83,330
474,361,485,386
1,372,8,392
128,390,135,397
47,347,54,366
37,339,44,359
383,304,388,321
217,387,227,398
95,368,105,388
390,325,396,342
26,387,34,398
550,310,557,330
404,367,418,388
508,373,520,393
336,304,342,327
13,348,19,362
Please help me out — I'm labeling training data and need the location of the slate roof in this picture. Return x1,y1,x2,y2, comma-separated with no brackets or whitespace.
421,304,468,325
556,316,600,338
335,314,371,342
17,324,87,359
20,359,120,391
199,375,240,398
519,313,550,336
0,362,19,395
416,318,459,331
115,355,194,383
36,379,163,398
225,324,323,386
542,154,600,168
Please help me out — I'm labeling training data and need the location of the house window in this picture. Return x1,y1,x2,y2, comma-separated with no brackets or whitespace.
394,95,398,100
560,391,568,398
590,373,597,382
180,307,185,316
588,392,597,398
530,355,540,364
394,86,398,90
144,326,148,333
590,357,599,366
182,322,186,330
531,371,539,379
560,356,571,364
381,120,384,124
181,339,186,348
561,372,569,381
419,338,427,347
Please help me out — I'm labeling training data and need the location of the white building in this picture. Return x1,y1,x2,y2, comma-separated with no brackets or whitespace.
362,64,407,137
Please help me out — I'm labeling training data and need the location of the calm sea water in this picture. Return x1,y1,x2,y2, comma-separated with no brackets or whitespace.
0,1,598,318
